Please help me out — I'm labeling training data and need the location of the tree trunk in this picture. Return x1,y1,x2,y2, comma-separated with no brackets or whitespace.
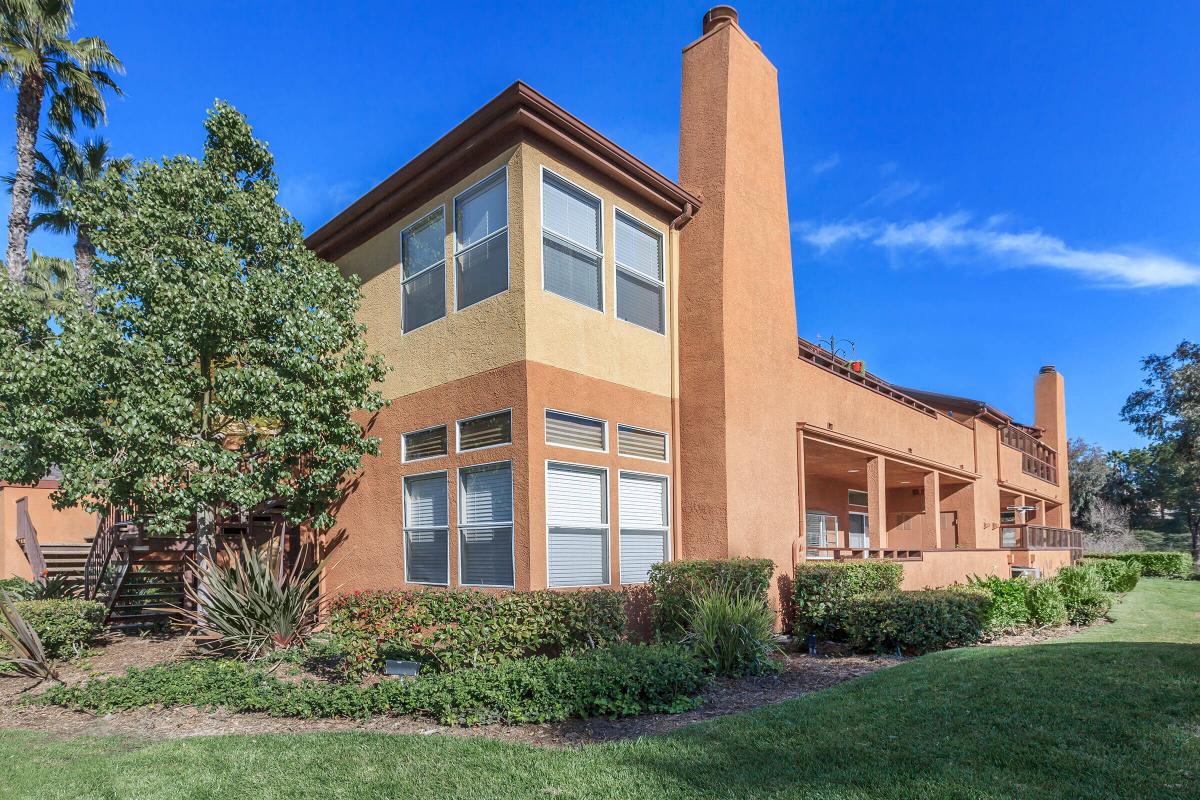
74,229,96,310
7,71,44,284
194,503,218,613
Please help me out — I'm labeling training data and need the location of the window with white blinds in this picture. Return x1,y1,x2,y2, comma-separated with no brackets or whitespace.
616,424,668,461
403,473,448,585
454,169,508,310
545,410,606,451
615,210,664,333
618,472,668,584
457,410,511,451
542,171,603,311
402,425,447,462
546,462,608,587
458,462,514,587
401,207,446,333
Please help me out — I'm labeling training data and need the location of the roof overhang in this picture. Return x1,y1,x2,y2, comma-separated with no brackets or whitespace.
305,81,700,261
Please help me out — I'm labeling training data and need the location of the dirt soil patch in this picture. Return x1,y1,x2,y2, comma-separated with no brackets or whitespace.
0,637,898,747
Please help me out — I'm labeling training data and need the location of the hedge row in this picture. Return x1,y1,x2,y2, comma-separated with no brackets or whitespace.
327,588,625,678
1084,552,1192,579
4,599,106,659
792,561,903,638
40,644,708,725
840,588,992,653
647,558,774,640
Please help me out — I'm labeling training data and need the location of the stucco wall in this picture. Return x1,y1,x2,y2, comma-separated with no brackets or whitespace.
519,144,677,399
338,148,527,402
1,484,96,580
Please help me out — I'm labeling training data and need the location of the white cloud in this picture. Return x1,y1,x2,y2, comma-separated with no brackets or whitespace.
796,212,1200,289
279,174,365,229
811,153,841,174
862,179,929,207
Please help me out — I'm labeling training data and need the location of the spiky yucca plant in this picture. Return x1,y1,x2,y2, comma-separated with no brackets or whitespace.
179,540,321,660
682,584,781,677
0,588,58,682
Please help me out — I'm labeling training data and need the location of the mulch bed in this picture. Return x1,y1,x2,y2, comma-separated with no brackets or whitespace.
0,635,898,747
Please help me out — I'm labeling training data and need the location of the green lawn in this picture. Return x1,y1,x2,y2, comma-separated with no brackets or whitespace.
1,579,1197,800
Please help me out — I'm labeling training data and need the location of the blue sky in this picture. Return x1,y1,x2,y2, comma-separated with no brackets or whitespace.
6,1,1197,451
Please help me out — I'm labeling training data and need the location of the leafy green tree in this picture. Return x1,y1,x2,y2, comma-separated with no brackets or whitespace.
5,132,128,305
1121,341,1200,565
0,0,121,282
4,101,386,572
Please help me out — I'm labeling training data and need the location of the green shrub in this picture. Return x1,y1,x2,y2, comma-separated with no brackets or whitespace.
40,644,708,725
0,589,57,681
967,575,1031,635
840,589,990,653
9,599,105,659
1081,558,1142,593
648,558,774,641
328,588,625,678
0,577,35,599
682,585,780,677
792,561,904,638
1085,552,1192,579
1054,565,1112,625
1025,580,1068,627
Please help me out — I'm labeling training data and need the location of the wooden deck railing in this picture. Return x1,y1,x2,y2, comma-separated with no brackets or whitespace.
808,547,923,562
14,498,47,581
1000,425,1058,484
1000,524,1084,562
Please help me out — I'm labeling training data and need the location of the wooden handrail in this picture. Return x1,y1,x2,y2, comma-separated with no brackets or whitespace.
14,498,48,581
999,524,1084,561
807,547,923,562
1000,425,1058,484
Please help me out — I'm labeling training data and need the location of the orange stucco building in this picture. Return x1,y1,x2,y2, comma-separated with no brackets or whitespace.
2,7,1080,598
304,6,1080,597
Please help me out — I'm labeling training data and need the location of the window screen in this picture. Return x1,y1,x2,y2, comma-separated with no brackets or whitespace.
459,462,514,586
616,425,668,461
545,410,605,451
403,426,447,461
542,173,603,310
546,463,608,587
455,171,508,309
401,208,446,332
618,472,668,584
404,473,448,584
458,410,512,451
615,211,664,333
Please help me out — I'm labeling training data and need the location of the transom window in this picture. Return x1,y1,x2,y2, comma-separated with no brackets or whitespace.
403,472,448,585
457,410,512,452
848,489,869,507
400,207,446,333
545,410,606,452
615,210,665,333
458,462,515,587
454,170,508,310
402,425,448,462
542,171,603,311
616,424,668,461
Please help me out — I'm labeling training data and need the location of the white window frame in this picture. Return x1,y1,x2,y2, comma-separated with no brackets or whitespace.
540,166,605,314
452,166,510,312
849,511,870,549
545,459,610,588
613,206,666,336
401,423,449,463
544,407,608,453
617,469,671,585
403,470,450,586
457,459,516,589
455,407,513,454
399,205,447,335
615,423,670,462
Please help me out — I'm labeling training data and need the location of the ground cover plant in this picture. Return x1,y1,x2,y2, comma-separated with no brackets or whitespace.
2,579,1196,799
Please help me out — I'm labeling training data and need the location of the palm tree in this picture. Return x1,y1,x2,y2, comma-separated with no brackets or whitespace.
9,131,127,305
0,0,121,283
23,248,72,308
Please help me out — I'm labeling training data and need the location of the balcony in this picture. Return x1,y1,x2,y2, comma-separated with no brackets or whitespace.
1000,524,1083,562
1000,425,1058,485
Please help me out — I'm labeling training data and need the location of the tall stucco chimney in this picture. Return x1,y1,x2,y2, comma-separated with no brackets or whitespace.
676,7,800,566
1034,366,1071,526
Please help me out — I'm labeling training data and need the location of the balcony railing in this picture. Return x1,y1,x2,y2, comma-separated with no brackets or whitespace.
1000,524,1083,562
1000,425,1058,484
808,547,923,562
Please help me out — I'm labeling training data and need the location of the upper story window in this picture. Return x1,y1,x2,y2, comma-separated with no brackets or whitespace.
545,409,606,452
454,169,508,310
617,424,668,461
402,424,448,462
457,409,512,452
542,171,603,311
615,210,665,334
400,207,446,333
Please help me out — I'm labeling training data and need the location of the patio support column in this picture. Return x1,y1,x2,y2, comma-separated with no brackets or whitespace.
796,431,807,566
923,471,941,549
867,456,887,551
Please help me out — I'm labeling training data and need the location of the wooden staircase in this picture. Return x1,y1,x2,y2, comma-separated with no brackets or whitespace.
14,497,91,587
